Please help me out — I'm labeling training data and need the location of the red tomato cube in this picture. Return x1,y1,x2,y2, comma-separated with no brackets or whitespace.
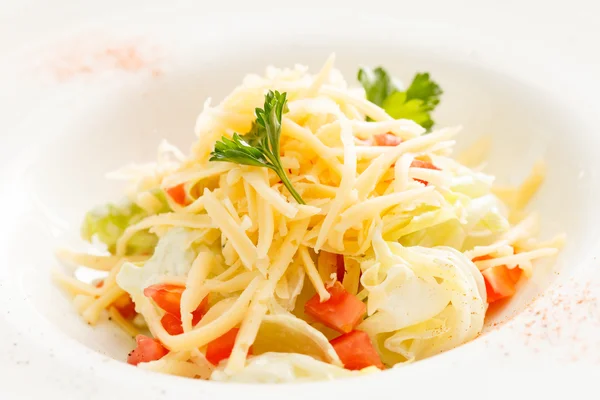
330,330,384,370
205,328,252,366
304,281,366,333
127,335,169,366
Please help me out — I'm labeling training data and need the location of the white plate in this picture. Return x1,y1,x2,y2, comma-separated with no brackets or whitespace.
1,1,599,399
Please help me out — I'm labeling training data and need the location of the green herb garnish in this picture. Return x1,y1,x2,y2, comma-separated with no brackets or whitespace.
357,67,442,129
209,90,305,204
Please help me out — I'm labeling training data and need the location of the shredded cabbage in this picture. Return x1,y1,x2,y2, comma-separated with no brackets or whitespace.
211,352,375,383
378,153,510,253
358,229,486,365
116,228,196,309
253,314,342,365
274,261,306,311
81,190,169,254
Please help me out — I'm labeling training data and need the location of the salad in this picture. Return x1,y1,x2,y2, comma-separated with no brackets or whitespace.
54,56,562,383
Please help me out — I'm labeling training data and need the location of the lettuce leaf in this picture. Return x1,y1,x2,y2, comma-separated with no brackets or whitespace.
253,314,342,365
274,261,306,311
81,190,169,254
210,352,376,383
116,228,196,310
384,207,458,242
358,230,486,365
380,157,509,251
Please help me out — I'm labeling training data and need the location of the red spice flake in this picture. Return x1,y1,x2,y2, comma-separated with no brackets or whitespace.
45,35,164,82
483,273,600,364
476,253,600,366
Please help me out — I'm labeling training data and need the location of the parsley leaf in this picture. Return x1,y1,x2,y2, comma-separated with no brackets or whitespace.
357,67,443,129
357,67,396,106
209,90,305,204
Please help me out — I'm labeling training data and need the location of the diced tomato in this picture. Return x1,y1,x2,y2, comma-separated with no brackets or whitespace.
410,159,440,185
144,284,209,324
191,296,210,325
160,296,209,335
373,133,402,146
483,278,502,303
127,335,169,366
507,266,522,283
473,255,523,303
113,293,137,320
482,265,522,303
161,313,184,335
330,330,384,370
143,283,185,317
410,159,440,170
205,328,252,366
304,281,366,333
336,254,346,282
166,184,188,206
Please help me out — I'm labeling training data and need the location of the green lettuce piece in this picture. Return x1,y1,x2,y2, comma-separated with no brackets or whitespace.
81,189,169,254
399,219,466,249
478,210,510,233
116,228,197,307
384,207,458,242
211,353,372,383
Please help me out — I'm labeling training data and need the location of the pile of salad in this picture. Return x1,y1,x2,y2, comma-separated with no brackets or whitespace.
54,56,562,383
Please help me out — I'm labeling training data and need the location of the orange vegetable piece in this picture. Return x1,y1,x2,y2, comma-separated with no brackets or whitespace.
304,282,366,333
205,328,252,365
330,330,384,370
166,184,188,206
113,293,137,320
373,133,402,146
410,159,440,185
127,335,168,366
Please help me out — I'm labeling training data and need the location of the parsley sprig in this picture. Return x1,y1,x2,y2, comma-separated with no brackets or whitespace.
209,90,305,204
357,67,442,129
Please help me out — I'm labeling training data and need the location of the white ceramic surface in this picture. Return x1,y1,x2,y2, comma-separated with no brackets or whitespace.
1,1,599,399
